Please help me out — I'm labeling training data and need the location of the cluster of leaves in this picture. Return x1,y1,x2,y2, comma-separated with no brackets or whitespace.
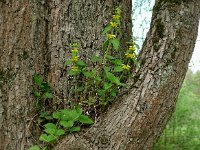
29,7,139,150
33,74,53,110
64,7,139,108
29,106,93,150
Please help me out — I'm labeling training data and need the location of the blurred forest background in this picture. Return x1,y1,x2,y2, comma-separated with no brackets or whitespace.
154,70,200,150
132,0,200,149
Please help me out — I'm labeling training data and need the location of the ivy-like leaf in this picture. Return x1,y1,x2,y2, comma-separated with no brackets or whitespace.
110,38,120,50
78,115,94,124
44,123,56,129
28,145,40,150
55,129,65,136
53,111,62,120
69,126,81,133
60,120,74,128
60,109,80,121
39,134,57,143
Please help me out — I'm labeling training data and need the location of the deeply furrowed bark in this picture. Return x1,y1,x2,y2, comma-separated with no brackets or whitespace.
0,0,199,150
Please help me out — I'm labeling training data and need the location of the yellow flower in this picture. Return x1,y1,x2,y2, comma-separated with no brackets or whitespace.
71,48,78,53
129,46,136,51
122,64,131,70
112,15,120,20
71,66,78,71
107,34,116,40
72,56,78,62
110,22,117,28
125,53,135,59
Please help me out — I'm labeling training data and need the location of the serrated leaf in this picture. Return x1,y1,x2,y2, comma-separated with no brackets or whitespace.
78,115,94,124
55,129,65,136
83,71,94,78
43,92,53,99
112,59,123,65
44,123,56,129
104,82,113,91
69,126,80,132
102,25,112,35
76,60,87,67
106,72,121,85
91,55,100,63
53,111,62,119
64,60,72,67
110,38,120,50
60,120,74,128
28,145,40,150
113,66,123,72
34,74,42,86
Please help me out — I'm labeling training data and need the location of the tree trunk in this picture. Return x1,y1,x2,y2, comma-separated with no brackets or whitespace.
0,0,199,150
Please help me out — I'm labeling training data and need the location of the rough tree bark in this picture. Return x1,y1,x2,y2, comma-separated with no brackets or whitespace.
0,0,199,150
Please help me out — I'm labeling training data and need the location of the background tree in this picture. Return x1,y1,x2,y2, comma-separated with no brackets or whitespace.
0,0,199,150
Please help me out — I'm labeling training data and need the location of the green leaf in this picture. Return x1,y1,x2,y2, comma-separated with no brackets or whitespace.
44,128,56,135
34,74,42,86
104,82,113,91
78,115,94,124
103,40,109,52
68,70,80,76
77,86,84,92
110,90,117,97
69,126,80,133
113,66,123,72
97,89,105,96
60,120,74,128
102,25,112,35
40,112,53,120
76,105,82,115
39,134,57,143
28,145,40,150
106,71,121,85
91,55,100,63
76,60,87,67
103,66,111,73
60,109,80,121
112,59,123,65
33,91,41,97
83,71,93,78
95,76,102,82
55,129,65,136
44,123,56,129
106,55,115,60
64,60,72,67
43,92,53,99
41,82,51,92
110,39,120,50
53,111,62,120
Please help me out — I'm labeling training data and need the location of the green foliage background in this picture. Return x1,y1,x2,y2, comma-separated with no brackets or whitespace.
154,69,200,150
